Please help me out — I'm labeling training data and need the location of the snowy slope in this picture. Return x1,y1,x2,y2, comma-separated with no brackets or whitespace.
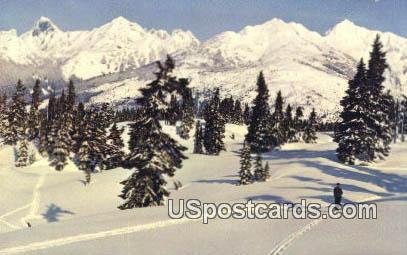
0,16,199,82
0,123,406,254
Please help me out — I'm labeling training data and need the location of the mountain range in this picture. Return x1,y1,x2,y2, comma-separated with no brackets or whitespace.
0,16,406,119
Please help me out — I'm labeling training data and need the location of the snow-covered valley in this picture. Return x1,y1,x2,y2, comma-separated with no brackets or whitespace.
0,123,406,254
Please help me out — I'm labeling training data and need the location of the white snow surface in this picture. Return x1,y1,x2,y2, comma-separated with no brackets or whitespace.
0,123,406,254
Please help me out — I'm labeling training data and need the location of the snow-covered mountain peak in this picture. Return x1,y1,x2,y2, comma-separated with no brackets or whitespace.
100,16,144,33
31,16,60,36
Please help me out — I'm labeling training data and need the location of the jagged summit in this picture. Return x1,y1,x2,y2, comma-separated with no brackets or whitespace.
31,16,60,36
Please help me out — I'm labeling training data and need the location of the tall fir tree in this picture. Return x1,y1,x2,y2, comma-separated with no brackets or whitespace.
232,99,243,124
243,103,251,125
293,106,304,142
246,72,271,153
27,79,42,140
283,104,296,143
0,92,9,138
119,56,187,209
253,153,264,181
335,59,369,164
193,120,204,154
303,108,318,143
238,142,253,185
179,80,195,139
203,88,225,155
361,35,392,161
15,138,29,167
269,91,285,147
6,80,28,145
106,122,125,169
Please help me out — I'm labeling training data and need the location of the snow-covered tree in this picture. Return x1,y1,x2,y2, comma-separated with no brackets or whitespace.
335,59,369,164
360,35,392,161
27,79,42,140
246,72,271,153
179,81,195,139
0,93,9,139
6,80,27,145
253,153,263,181
283,104,296,143
193,120,204,154
292,106,304,142
238,142,252,185
269,91,285,147
119,56,187,209
203,88,225,155
303,108,318,143
106,122,125,169
52,118,72,171
15,138,29,167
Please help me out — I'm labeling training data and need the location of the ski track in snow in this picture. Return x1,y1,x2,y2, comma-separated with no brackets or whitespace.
20,173,46,226
0,218,195,255
0,172,46,230
267,195,388,255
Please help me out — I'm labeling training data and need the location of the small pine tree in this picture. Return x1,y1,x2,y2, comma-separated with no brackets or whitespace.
193,121,204,154
6,80,27,145
27,79,42,140
0,93,9,138
238,142,253,185
303,108,318,143
52,121,71,171
293,106,304,142
243,103,251,125
203,89,225,155
269,91,285,147
263,162,271,181
253,153,263,181
179,82,195,139
15,138,29,167
246,72,271,153
283,104,296,143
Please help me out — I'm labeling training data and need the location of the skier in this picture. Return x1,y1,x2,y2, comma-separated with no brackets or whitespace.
333,183,343,207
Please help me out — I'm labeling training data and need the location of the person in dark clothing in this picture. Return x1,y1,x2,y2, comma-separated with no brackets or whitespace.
334,183,343,206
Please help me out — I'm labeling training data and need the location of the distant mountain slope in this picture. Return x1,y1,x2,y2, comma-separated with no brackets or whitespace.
0,17,406,119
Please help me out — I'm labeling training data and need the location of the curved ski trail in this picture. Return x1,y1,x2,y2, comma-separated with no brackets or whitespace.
0,218,194,254
20,173,46,227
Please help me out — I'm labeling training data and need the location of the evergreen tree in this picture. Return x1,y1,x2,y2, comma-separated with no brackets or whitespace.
27,79,42,140
52,117,72,171
283,104,296,143
203,88,225,155
6,80,27,145
253,153,263,181
243,103,251,125
263,162,270,181
303,108,318,143
269,91,285,147
167,95,180,125
193,121,204,154
361,35,391,161
238,142,252,185
0,92,9,138
119,56,187,209
232,99,243,124
179,81,195,139
335,59,369,164
106,122,125,169
246,72,271,153
293,106,304,142
15,138,29,167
